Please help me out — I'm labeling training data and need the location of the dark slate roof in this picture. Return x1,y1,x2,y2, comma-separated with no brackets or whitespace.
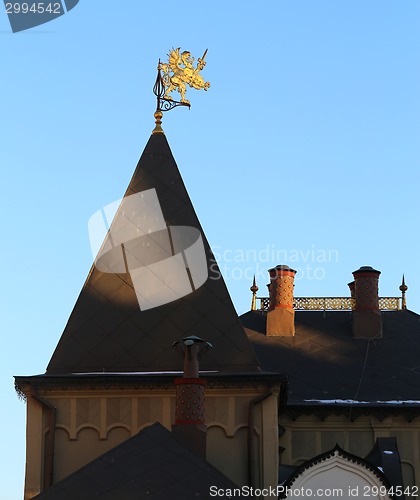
242,309,420,404
47,133,259,374
32,423,239,500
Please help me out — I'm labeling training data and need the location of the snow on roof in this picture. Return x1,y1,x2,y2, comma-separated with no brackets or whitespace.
304,399,420,405
72,371,219,375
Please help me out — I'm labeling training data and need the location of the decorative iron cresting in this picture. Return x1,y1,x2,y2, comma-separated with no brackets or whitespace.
257,296,401,311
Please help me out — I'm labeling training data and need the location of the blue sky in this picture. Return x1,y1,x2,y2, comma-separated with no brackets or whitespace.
1,1,420,498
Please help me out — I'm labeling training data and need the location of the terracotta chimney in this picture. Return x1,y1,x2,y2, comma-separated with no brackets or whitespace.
348,281,355,302
172,336,212,457
352,266,382,338
266,265,296,336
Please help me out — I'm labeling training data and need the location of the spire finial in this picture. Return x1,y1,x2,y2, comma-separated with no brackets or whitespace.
250,275,259,311
399,274,408,310
152,110,164,135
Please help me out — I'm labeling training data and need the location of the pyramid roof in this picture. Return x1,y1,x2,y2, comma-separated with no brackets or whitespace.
47,132,259,374
32,423,238,500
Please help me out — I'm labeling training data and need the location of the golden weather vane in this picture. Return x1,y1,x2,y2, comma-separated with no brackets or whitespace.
153,48,210,129
161,48,210,105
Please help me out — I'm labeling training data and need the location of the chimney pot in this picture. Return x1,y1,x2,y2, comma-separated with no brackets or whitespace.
172,336,211,457
351,266,382,338
348,281,355,300
266,264,296,336
352,266,381,311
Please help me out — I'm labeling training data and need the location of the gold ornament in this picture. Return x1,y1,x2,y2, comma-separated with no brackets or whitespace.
160,48,210,105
